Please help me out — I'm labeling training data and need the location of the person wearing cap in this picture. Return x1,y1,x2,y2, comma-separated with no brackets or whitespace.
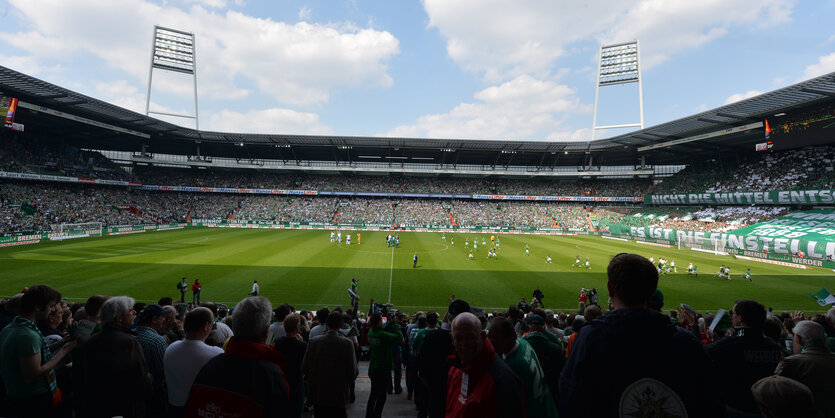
418,299,471,418
490,317,558,417
135,303,169,416
560,253,723,418
774,320,835,416
706,299,782,416
647,288,664,312
523,313,563,408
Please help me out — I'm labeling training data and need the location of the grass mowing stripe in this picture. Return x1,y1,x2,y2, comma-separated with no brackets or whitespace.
0,229,832,313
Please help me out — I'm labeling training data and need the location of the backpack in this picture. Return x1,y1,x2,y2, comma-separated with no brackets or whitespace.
177,282,183,290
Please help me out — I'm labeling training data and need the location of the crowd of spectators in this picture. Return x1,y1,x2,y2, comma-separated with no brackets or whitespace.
0,135,133,182
2,180,799,235
136,168,651,198
2,254,834,417
655,144,835,194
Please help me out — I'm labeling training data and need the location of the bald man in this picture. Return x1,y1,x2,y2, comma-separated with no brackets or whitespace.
445,312,524,418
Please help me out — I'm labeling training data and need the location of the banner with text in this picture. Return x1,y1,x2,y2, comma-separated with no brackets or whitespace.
606,210,835,268
645,190,835,206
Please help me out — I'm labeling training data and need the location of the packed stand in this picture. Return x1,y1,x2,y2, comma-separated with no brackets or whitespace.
135,168,649,197
0,135,133,182
655,144,835,194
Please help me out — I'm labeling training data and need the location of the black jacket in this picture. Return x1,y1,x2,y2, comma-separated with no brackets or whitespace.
82,325,152,418
706,328,782,414
560,308,724,418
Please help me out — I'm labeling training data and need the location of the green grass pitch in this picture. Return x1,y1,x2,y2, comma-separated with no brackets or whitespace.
0,228,832,314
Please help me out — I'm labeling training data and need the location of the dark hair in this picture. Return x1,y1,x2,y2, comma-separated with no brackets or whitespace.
84,295,109,318
200,301,218,317
426,311,439,327
491,318,516,339
316,307,330,323
507,305,522,320
21,285,62,315
607,253,658,307
734,299,766,330
370,312,383,327
417,316,427,329
275,304,292,321
184,307,214,333
326,310,344,329
157,297,173,307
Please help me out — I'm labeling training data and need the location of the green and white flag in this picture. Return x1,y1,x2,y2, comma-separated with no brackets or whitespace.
810,288,835,306
680,214,694,221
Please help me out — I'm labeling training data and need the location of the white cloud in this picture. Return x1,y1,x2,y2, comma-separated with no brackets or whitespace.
209,108,333,135
423,0,794,81
724,90,763,105
799,52,835,81
92,79,187,121
1,0,400,107
298,7,312,21
383,75,589,140
184,0,227,9
546,128,591,142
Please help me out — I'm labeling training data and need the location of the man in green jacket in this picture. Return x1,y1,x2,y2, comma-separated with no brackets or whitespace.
490,317,559,418
367,312,403,418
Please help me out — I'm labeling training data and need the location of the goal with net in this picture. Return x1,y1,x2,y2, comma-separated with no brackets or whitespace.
50,222,103,240
677,234,727,256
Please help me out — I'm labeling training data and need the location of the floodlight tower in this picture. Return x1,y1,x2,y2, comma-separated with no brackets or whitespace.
145,25,199,129
591,40,643,140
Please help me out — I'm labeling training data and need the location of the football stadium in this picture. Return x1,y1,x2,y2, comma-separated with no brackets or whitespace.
2,4,835,418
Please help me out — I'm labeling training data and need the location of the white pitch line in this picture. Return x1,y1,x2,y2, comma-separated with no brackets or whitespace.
387,246,395,304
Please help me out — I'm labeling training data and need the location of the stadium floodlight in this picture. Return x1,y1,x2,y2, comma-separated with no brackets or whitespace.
591,41,644,140
145,25,199,129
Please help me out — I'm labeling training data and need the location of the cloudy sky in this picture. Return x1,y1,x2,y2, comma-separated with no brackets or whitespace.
1,0,834,141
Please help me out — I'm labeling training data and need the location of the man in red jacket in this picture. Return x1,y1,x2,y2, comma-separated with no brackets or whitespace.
446,312,525,418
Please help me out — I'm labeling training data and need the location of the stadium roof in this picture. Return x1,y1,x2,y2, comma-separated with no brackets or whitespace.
1,65,834,169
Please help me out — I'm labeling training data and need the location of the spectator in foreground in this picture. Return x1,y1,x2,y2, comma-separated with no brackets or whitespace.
366,312,403,418
489,317,557,417
0,285,76,418
83,296,152,418
163,307,223,418
560,253,723,418
446,312,524,418
750,376,821,418
418,299,471,418
522,313,563,408
273,313,307,418
185,296,289,417
134,304,169,416
303,310,358,418
774,320,835,417
706,299,782,417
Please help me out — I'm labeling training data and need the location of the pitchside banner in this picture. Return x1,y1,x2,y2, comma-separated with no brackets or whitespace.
645,190,835,206
607,210,835,266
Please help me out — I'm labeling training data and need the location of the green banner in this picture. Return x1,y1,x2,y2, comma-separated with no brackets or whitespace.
604,210,835,268
646,190,835,206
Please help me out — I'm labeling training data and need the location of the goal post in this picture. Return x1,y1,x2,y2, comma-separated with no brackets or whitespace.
677,235,727,256
51,222,103,239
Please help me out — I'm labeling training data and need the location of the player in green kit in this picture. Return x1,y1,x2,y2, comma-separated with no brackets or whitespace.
744,268,752,282
573,256,581,267
524,244,530,256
